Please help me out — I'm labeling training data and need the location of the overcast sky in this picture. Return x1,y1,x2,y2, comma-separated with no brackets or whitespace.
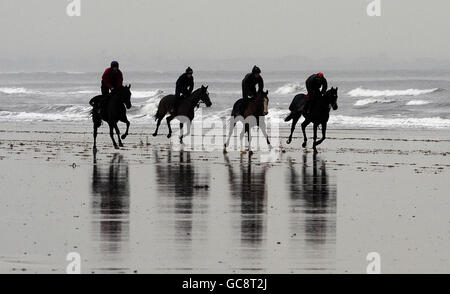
0,0,449,71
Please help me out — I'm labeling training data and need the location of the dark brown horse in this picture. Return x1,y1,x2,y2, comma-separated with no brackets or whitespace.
285,87,338,152
152,85,212,143
224,90,271,152
90,85,132,150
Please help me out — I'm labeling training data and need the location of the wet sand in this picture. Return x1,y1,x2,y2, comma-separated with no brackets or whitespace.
0,122,449,273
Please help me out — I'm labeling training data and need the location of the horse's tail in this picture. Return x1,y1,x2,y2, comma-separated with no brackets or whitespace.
284,112,294,122
90,108,102,126
154,108,163,121
154,97,170,120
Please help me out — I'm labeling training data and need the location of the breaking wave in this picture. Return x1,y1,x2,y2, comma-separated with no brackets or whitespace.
354,98,395,106
274,83,305,95
348,87,441,97
406,100,431,106
0,87,37,95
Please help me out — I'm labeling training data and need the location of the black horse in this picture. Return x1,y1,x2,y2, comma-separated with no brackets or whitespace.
285,87,338,152
152,85,212,143
89,85,132,150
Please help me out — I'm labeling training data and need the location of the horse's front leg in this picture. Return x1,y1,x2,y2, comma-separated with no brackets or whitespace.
312,123,318,153
166,115,174,138
108,123,119,149
114,123,124,147
315,122,327,146
246,124,253,153
287,115,300,144
179,122,184,144
93,125,98,151
153,117,163,137
259,119,271,148
121,117,130,140
301,120,310,148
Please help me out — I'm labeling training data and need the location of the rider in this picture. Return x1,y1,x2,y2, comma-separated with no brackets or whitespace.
91,61,124,112
240,65,264,115
304,72,327,113
101,61,124,96
172,67,194,113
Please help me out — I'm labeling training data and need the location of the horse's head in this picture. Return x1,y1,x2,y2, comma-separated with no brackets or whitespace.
118,85,132,109
326,87,338,111
200,85,212,107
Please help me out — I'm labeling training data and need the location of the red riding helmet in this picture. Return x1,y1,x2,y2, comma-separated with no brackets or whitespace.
318,72,324,78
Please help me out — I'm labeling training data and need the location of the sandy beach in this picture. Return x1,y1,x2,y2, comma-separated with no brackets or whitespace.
0,121,449,274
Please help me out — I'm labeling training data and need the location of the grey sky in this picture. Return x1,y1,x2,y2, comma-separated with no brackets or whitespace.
0,0,449,71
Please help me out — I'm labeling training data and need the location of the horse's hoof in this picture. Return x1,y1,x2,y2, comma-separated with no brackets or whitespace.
114,146,119,150
152,133,157,137
121,134,127,140
286,139,291,145
119,143,124,148
167,134,172,139
302,142,307,148
249,150,254,156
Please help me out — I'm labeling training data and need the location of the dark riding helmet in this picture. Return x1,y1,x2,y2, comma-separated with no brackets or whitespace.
111,61,119,68
252,65,261,74
186,67,193,74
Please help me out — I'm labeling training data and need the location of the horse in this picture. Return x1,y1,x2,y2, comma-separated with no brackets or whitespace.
224,90,271,152
285,87,338,153
152,85,212,143
89,85,132,151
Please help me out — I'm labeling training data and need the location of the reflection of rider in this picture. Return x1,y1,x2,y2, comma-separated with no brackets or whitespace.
240,66,264,115
172,67,194,113
305,72,327,113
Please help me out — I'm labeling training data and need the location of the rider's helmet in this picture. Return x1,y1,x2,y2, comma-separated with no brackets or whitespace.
111,61,119,68
252,65,261,74
186,67,193,74
317,72,324,78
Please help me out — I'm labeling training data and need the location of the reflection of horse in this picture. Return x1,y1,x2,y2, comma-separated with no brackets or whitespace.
152,86,212,143
285,88,339,152
90,153,130,253
224,153,268,244
287,153,336,247
153,150,210,238
224,91,271,152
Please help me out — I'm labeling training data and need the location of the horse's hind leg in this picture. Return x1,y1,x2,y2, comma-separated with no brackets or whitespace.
153,117,163,137
287,115,300,144
114,123,124,147
108,123,119,149
166,115,174,138
121,117,130,140
301,120,310,148
315,122,327,146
